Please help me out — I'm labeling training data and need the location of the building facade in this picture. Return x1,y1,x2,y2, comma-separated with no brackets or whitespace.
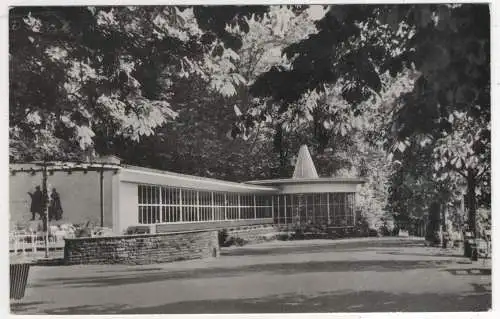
9,146,365,234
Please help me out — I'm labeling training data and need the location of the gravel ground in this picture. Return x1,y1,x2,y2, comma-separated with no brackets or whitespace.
10,238,491,314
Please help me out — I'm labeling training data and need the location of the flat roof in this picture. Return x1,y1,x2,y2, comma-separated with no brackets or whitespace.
10,162,364,193
247,177,367,185
121,165,279,193
9,162,279,193
9,162,121,172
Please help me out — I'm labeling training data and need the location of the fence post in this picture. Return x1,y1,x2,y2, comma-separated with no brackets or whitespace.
31,232,36,253
22,235,26,255
14,232,19,254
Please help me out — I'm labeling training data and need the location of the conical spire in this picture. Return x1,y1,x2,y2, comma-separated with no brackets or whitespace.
292,145,319,179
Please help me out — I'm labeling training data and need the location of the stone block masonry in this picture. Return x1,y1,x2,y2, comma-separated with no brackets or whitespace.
227,225,277,244
64,230,219,265
155,219,273,233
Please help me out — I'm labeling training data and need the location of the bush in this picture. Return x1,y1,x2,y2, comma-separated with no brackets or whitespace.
260,233,277,241
276,232,290,241
234,237,247,246
477,208,491,237
93,227,115,237
223,236,247,247
75,228,92,238
378,223,394,237
448,230,462,242
218,229,248,247
368,228,379,237
218,229,229,246
291,231,304,240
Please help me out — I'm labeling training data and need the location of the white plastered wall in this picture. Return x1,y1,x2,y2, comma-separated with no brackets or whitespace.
116,181,139,233
280,183,359,194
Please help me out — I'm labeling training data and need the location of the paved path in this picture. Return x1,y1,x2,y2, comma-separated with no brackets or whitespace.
11,238,491,314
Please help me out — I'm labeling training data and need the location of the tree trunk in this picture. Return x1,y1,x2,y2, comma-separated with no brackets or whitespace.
441,204,447,232
426,201,441,245
441,204,448,248
273,125,288,177
466,168,477,237
311,105,330,154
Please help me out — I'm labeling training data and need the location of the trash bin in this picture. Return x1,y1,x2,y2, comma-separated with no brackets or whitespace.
463,232,475,257
467,239,479,261
10,263,31,300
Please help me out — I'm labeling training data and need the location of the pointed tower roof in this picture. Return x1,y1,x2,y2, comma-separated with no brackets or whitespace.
246,144,365,191
292,145,319,179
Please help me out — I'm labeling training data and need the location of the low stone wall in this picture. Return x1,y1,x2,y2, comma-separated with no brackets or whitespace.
227,225,277,244
155,218,273,233
64,230,219,265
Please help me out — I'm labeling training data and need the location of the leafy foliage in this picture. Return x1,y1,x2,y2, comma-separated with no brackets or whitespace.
10,5,490,236
96,6,327,182
247,4,490,234
9,6,268,161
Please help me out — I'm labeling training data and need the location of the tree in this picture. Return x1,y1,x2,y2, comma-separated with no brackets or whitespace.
9,6,269,162
230,5,328,177
432,110,490,232
387,5,490,235
248,4,490,235
96,6,328,182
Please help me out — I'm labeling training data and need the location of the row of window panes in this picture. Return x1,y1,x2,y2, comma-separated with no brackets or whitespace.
138,205,273,224
138,185,354,226
138,185,272,224
138,185,273,207
273,193,355,226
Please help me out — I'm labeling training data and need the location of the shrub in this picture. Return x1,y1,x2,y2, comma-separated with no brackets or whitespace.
222,236,247,247
368,228,379,237
217,228,248,247
477,208,491,237
75,228,92,238
378,221,395,236
276,232,290,241
218,229,229,246
234,237,247,246
260,233,277,241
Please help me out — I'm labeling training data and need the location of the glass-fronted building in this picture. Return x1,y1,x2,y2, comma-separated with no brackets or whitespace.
9,145,365,234
130,145,364,233
136,186,357,228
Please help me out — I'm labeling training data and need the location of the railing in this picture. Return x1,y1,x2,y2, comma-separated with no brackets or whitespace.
9,231,66,255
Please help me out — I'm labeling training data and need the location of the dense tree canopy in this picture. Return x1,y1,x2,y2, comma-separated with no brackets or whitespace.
9,4,490,235
242,4,490,234
9,6,267,161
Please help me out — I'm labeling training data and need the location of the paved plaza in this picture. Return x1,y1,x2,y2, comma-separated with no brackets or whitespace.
11,238,491,314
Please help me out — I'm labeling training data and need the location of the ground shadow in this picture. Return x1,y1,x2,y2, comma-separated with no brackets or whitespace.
31,259,454,288
34,290,491,314
42,303,129,315
471,282,492,293
445,268,491,276
96,267,164,273
33,258,66,266
10,301,45,313
382,251,468,259
222,240,424,257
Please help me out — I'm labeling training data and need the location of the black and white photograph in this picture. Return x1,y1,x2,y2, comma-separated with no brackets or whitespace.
5,1,493,315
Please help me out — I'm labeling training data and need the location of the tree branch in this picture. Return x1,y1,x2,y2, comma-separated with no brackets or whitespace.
450,164,468,178
476,164,490,179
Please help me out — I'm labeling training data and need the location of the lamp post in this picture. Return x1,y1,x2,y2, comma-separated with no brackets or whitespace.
41,161,49,259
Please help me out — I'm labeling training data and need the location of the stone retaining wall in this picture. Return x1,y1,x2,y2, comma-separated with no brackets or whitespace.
64,230,219,265
155,219,273,233
227,225,277,244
